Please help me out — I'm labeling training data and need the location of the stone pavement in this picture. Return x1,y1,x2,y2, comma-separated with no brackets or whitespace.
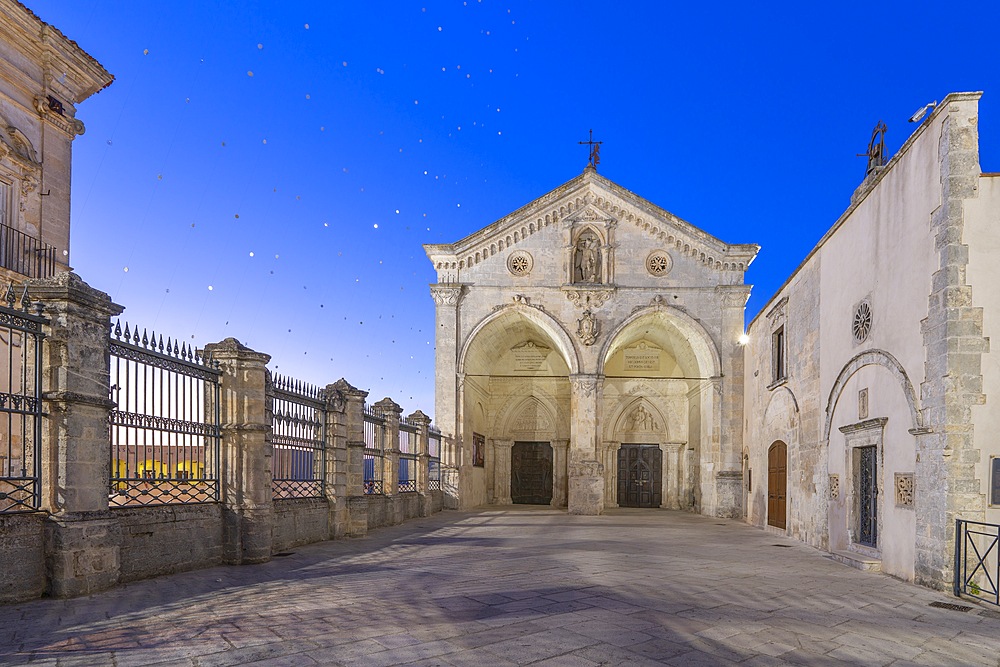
2,507,998,667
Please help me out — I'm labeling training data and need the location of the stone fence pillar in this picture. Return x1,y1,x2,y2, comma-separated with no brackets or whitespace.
408,409,432,516
30,272,123,598
323,383,349,539
335,378,369,537
203,338,272,565
375,397,402,524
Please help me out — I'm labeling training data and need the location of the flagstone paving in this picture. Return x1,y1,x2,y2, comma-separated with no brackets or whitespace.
1,507,998,666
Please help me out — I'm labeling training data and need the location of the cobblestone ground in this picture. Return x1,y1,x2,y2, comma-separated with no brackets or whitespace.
2,507,999,666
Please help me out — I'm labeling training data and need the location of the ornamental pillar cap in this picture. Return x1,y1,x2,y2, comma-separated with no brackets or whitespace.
374,397,403,416
330,377,369,400
406,409,432,425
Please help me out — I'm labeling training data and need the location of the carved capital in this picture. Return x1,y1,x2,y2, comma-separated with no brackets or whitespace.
429,284,464,307
570,375,600,398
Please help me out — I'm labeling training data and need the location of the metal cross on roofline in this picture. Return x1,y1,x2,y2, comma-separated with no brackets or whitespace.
579,129,602,170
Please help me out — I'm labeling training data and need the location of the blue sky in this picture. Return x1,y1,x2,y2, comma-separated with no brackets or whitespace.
31,1,1000,417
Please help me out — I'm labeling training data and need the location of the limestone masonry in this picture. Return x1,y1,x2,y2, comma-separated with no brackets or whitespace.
427,92,1000,591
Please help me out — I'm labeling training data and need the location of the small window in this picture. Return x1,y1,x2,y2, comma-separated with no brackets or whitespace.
991,457,1000,506
772,326,786,383
472,432,485,468
0,180,10,228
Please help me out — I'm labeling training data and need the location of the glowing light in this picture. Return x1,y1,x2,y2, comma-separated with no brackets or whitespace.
738,333,750,345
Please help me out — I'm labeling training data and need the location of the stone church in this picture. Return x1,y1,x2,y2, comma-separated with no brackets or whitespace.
427,91,1000,590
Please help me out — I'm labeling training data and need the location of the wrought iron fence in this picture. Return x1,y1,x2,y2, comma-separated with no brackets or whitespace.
0,285,45,513
955,518,1000,605
398,420,417,493
108,321,221,507
271,374,325,499
0,223,57,279
363,404,385,495
428,427,442,491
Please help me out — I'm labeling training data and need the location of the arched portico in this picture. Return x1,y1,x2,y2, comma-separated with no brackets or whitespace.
455,305,575,509
598,306,724,514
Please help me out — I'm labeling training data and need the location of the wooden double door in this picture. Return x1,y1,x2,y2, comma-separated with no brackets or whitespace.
617,444,663,508
768,441,787,529
511,441,553,505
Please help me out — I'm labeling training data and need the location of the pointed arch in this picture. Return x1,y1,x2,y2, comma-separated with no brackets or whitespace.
598,304,721,379
823,349,924,442
458,303,580,375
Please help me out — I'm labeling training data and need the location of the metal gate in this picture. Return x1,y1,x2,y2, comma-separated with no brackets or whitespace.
617,444,662,508
0,286,45,513
511,441,552,505
858,445,878,547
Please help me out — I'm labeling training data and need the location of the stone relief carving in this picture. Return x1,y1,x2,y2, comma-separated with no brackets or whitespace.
429,285,463,306
570,377,599,398
564,287,614,309
895,473,914,508
830,474,839,500
573,231,602,284
576,309,600,346
624,405,659,432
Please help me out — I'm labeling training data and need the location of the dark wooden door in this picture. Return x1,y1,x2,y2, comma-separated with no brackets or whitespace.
767,441,787,529
617,444,662,508
857,445,878,547
511,442,553,505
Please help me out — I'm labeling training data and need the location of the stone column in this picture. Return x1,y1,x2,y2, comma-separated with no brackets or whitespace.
568,374,604,515
324,383,348,538
30,272,123,598
492,439,513,505
408,409,433,517
375,397,402,524
430,284,464,508
603,441,620,508
663,442,685,510
551,439,569,508
333,379,369,537
203,338,272,565
716,286,751,518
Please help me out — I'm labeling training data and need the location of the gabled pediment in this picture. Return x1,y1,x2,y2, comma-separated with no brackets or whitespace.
425,169,758,282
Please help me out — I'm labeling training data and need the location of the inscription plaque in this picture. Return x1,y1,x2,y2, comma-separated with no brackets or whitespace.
513,342,548,372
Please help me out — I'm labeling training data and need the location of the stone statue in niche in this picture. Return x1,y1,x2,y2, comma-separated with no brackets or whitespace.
573,231,602,283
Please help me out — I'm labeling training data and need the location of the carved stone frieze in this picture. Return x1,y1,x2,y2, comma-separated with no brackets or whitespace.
563,286,615,309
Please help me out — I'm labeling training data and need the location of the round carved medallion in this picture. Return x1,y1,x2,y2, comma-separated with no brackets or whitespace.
646,250,672,277
852,301,872,344
507,251,533,276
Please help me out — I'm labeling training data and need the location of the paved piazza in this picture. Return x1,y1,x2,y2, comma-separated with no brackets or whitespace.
2,508,998,666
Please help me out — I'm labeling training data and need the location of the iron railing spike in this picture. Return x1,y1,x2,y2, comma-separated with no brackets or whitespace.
165,337,172,355
158,334,164,353
180,342,187,358
150,330,156,350
141,329,149,347
173,340,179,355
20,286,31,311
114,320,122,338
123,322,132,342
5,282,15,308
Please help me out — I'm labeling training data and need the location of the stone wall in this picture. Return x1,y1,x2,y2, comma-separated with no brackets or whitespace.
117,505,224,583
0,513,45,603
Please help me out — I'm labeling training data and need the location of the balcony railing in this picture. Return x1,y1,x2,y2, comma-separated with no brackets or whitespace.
0,223,57,279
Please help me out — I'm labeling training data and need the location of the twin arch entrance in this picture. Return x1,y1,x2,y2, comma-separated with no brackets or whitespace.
457,303,729,514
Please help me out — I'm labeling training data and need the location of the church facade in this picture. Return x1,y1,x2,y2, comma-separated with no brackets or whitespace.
424,167,759,518
427,91,1000,590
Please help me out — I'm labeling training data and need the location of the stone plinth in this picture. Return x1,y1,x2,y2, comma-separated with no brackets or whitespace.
568,460,604,515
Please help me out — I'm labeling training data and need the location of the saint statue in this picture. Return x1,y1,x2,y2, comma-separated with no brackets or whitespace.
574,233,601,283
